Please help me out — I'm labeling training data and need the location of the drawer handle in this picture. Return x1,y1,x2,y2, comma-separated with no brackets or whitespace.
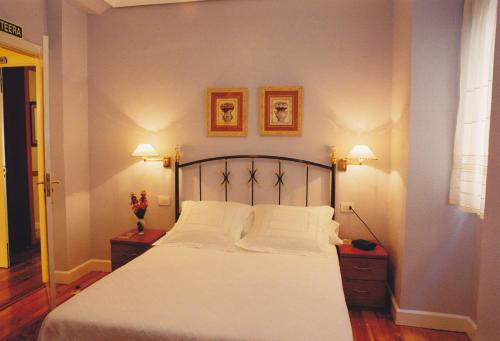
353,289,369,294
354,266,371,271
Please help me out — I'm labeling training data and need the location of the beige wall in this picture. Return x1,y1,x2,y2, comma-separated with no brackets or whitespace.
87,0,394,260
0,0,46,45
47,0,70,270
399,0,480,318
87,1,481,320
476,5,500,341
61,0,91,269
47,0,91,270
387,0,410,302
2,0,491,327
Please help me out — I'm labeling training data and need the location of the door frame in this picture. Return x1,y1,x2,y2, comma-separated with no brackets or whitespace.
0,33,56,307
0,32,41,58
0,68,8,269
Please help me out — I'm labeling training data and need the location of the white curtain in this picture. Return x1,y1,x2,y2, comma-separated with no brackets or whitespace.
450,0,498,217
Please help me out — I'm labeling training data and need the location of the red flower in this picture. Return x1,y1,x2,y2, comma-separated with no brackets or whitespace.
130,191,148,219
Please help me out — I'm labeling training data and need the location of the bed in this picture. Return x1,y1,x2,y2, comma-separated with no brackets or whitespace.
39,154,353,341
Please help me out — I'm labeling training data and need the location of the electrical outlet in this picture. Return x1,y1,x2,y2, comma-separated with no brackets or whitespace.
340,202,354,213
158,195,171,206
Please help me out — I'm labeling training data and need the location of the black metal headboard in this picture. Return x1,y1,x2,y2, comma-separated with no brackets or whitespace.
174,154,336,221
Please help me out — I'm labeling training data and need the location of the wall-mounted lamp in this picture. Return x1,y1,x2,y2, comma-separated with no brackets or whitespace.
131,144,171,168
331,145,378,171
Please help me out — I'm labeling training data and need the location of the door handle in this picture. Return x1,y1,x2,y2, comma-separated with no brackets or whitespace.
39,174,61,197
37,180,61,185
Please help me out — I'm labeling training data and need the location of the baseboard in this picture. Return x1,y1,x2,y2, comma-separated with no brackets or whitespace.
54,259,111,284
391,294,477,341
463,318,477,341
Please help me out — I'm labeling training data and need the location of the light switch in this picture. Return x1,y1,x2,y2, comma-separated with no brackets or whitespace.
158,195,171,206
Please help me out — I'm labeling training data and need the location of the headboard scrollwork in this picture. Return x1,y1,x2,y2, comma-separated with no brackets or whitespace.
174,154,337,221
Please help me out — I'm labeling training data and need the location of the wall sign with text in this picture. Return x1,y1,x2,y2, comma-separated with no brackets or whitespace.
0,18,23,39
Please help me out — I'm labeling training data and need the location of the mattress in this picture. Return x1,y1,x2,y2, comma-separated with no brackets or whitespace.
39,245,353,341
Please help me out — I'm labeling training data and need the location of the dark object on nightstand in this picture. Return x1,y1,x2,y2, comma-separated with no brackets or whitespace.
349,206,383,250
338,243,388,308
352,239,376,251
110,228,165,271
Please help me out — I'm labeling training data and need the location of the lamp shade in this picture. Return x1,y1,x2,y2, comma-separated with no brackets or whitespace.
131,144,159,158
347,145,378,160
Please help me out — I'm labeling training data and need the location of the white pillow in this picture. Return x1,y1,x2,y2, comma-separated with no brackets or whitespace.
329,220,343,245
241,211,255,237
235,204,334,255
154,201,253,250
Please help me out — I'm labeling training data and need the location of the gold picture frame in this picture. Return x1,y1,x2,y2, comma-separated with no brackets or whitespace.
207,88,248,137
259,86,303,136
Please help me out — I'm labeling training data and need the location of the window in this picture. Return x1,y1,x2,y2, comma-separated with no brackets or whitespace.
450,0,498,217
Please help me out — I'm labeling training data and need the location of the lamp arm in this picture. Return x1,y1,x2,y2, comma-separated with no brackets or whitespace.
349,206,382,246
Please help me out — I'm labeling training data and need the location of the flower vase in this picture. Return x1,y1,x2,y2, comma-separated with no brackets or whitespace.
275,109,287,122
137,219,145,235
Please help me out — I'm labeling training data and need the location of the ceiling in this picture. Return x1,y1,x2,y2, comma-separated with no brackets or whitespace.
103,0,209,7
69,0,214,15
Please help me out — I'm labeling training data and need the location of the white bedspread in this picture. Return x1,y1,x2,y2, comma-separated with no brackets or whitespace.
39,246,352,341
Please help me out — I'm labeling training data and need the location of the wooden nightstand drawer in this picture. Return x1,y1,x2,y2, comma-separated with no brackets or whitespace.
111,244,149,270
343,279,386,308
340,257,387,281
338,243,388,309
112,244,149,258
110,229,166,271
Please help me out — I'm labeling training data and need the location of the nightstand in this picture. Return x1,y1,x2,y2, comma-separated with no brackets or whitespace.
338,243,388,308
110,228,166,271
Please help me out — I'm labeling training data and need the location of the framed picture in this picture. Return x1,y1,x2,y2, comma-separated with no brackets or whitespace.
259,86,303,136
30,101,37,147
207,88,248,137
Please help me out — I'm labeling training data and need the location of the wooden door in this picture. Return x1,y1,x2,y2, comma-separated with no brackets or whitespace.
0,45,51,285
0,68,9,268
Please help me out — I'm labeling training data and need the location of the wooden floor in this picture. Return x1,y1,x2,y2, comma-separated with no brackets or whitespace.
0,271,470,341
0,271,108,341
0,248,43,310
